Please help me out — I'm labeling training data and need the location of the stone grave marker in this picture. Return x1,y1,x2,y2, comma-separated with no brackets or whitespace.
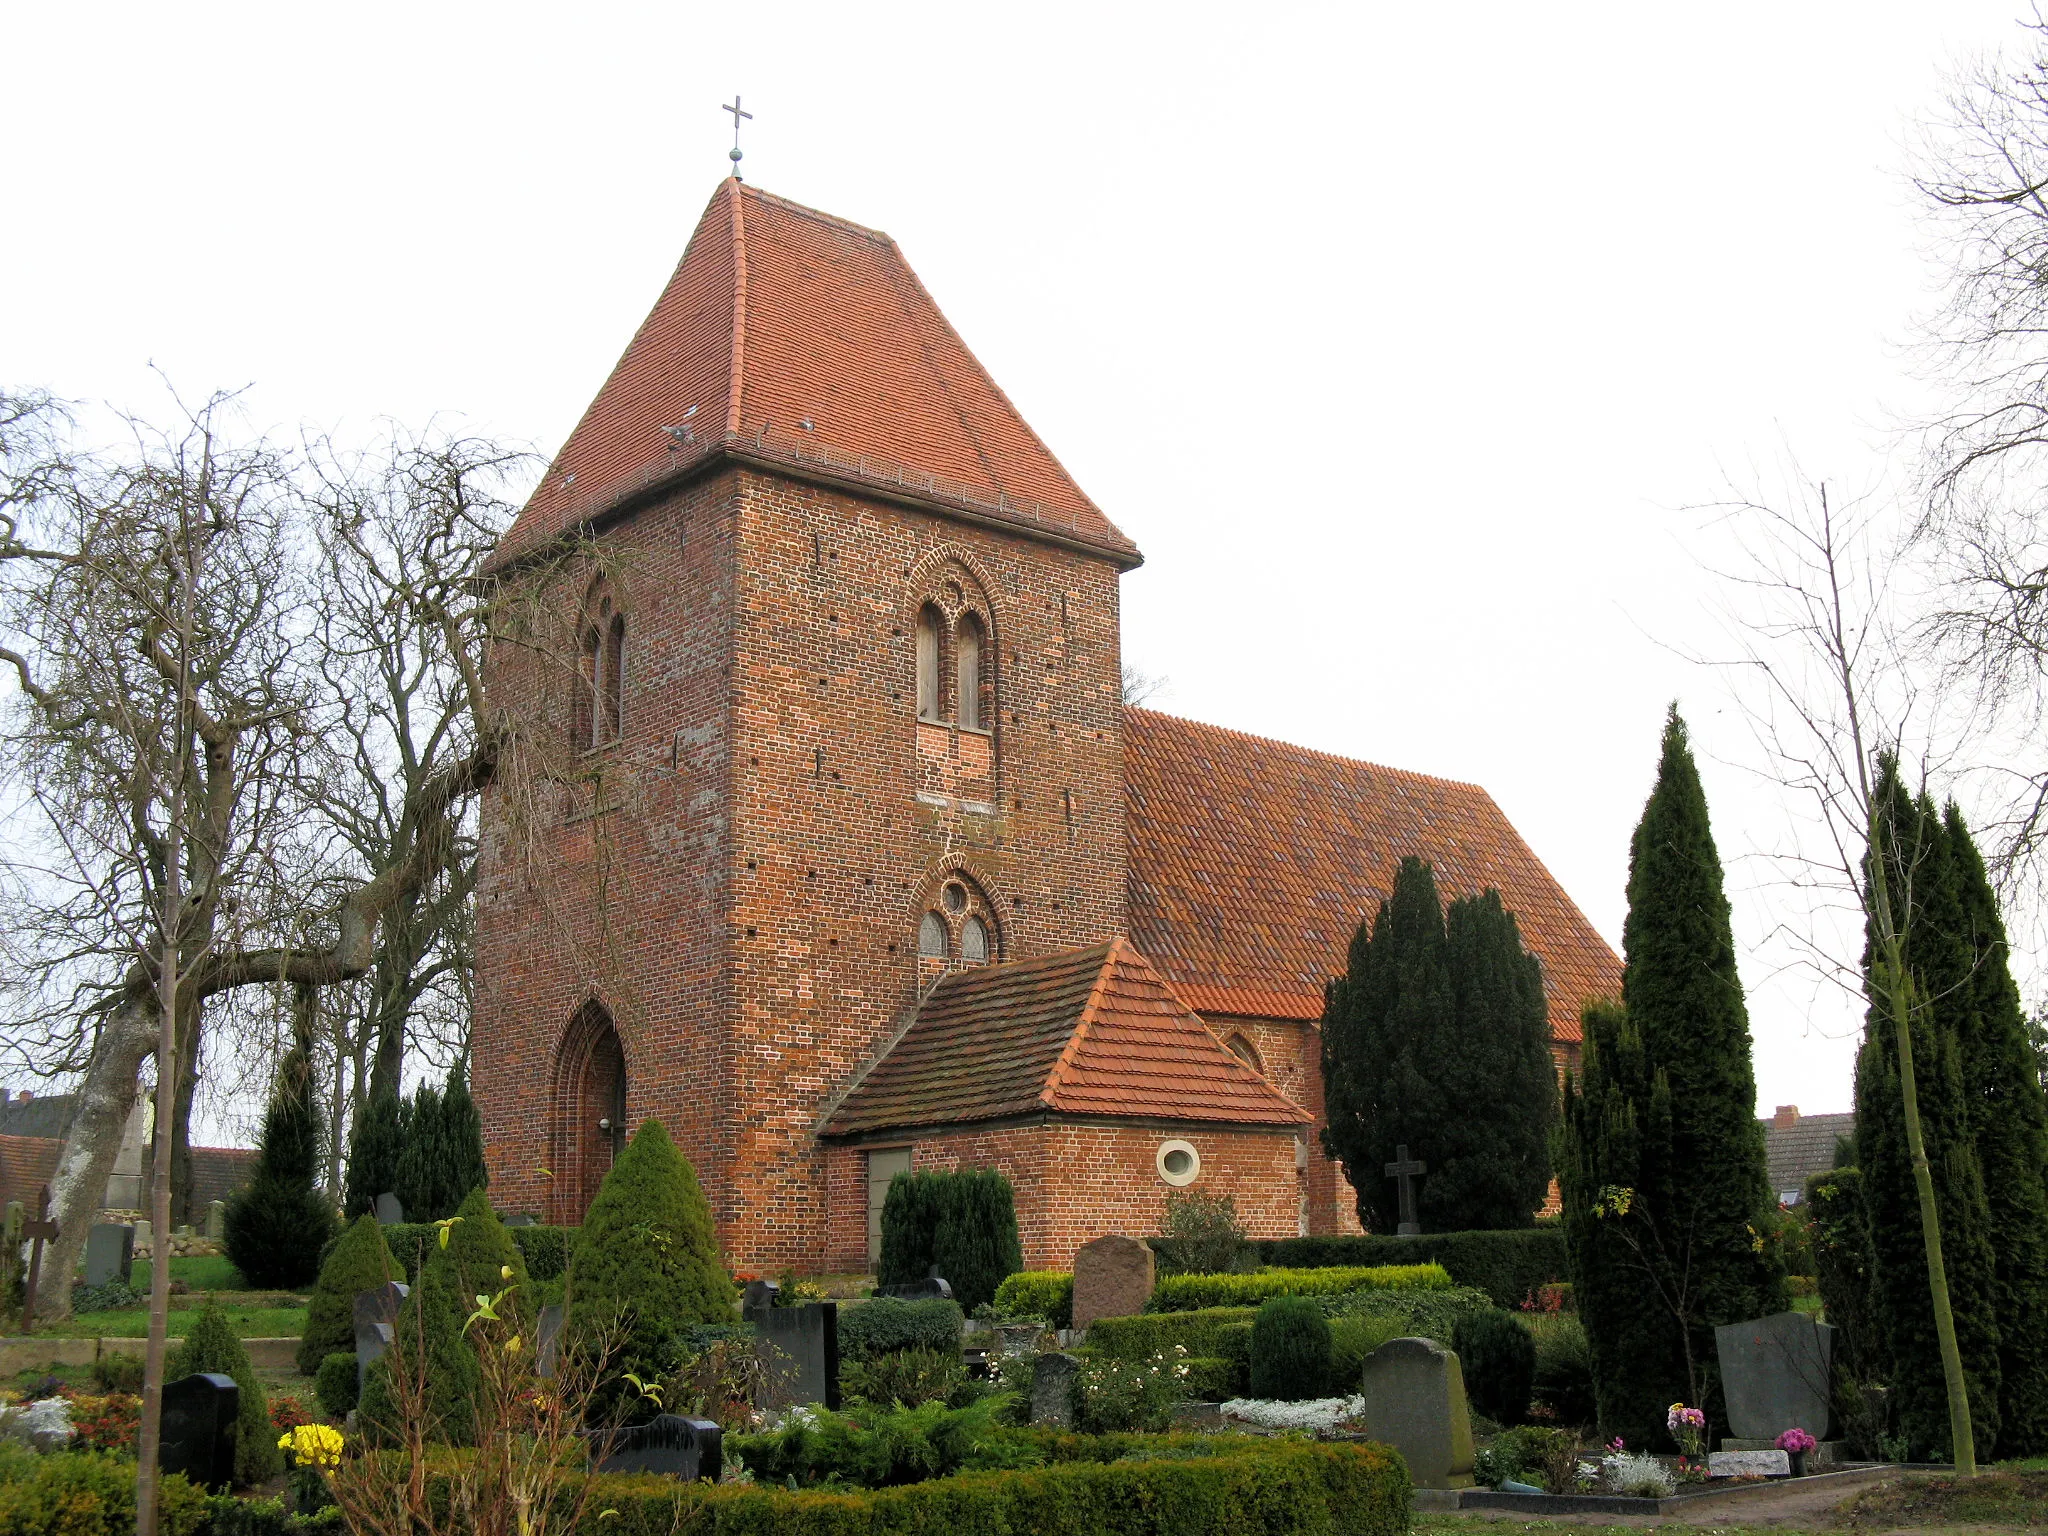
502,1212,536,1227
1714,1312,1834,1442
536,1304,565,1379
1031,1352,1081,1428
740,1278,780,1313
875,1266,953,1301
374,1191,405,1225
84,1223,134,1288
203,1200,226,1240
159,1372,239,1492
1356,1337,1476,1490
592,1414,723,1480
750,1300,840,1411
354,1282,410,1391
133,1218,151,1253
1071,1234,1154,1333
1708,1448,1791,1478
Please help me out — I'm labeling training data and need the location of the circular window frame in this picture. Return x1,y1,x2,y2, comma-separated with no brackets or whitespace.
1156,1138,1201,1187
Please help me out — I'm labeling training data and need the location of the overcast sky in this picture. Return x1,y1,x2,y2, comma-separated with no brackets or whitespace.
7,2,2039,1121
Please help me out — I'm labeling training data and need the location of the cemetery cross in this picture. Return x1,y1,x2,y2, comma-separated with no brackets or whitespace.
21,1185,59,1328
1384,1145,1426,1236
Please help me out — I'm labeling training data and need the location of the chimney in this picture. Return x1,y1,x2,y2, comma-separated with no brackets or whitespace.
1773,1105,1800,1129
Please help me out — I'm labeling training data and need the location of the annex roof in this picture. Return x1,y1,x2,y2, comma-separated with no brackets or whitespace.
1762,1111,1855,1202
822,938,1311,1137
1123,708,1622,1045
490,179,1138,571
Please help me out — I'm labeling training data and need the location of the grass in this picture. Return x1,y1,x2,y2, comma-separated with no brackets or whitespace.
128,1254,248,1291
41,1306,306,1339
1834,1467,2048,1527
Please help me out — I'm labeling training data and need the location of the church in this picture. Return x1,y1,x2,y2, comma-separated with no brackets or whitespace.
471,177,1621,1273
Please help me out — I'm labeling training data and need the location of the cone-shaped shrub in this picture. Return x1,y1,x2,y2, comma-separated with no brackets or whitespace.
443,1186,529,1327
878,1170,943,1288
880,1167,1024,1311
223,1042,337,1290
1452,1309,1536,1425
342,1087,406,1221
1249,1294,1332,1401
297,1212,396,1375
168,1298,281,1485
356,1231,480,1445
569,1118,733,1395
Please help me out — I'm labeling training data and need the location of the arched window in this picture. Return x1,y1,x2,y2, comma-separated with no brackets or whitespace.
961,915,990,964
605,612,626,742
918,912,949,959
578,623,603,751
915,605,942,721
1225,1033,1265,1076
577,591,625,750
915,870,1001,974
956,612,984,731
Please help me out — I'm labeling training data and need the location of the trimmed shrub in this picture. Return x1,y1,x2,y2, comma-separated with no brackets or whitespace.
315,1351,359,1417
729,1396,1024,1486
167,1298,282,1485
357,1231,479,1445
1256,1229,1568,1310
1086,1308,1258,1366
878,1170,944,1288
1184,1356,1236,1401
224,1042,337,1292
878,1167,1024,1312
1527,1312,1596,1426
1250,1294,1332,1402
0,1444,209,1536
1149,1262,1450,1312
1453,1309,1536,1425
992,1270,1072,1328
510,1223,572,1283
298,1213,396,1375
569,1118,734,1402
839,1296,965,1361
1330,1314,1411,1391
441,1187,530,1325
1154,1190,1251,1276
840,1345,968,1408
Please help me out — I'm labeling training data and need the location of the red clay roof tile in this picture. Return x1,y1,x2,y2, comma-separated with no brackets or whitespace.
491,180,1138,571
1124,709,1620,1044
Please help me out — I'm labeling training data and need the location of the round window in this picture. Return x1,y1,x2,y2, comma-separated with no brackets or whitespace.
1156,1139,1200,1187
942,882,967,914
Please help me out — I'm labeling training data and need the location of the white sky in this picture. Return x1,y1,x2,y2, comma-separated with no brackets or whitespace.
6,2,2040,1122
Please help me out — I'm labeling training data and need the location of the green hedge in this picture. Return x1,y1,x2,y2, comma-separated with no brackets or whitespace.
1148,1263,1451,1313
992,1270,1074,1329
837,1296,965,1361
568,1437,1408,1536
1256,1229,1566,1309
1086,1308,1258,1365
0,1445,209,1536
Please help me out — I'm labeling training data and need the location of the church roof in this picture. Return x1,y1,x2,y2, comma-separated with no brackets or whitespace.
821,938,1311,1137
490,179,1139,572
1123,708,1622,1045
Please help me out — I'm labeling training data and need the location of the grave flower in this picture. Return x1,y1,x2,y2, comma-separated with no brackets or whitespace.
1666,1402,1707,1459
1775,1426,1816,1454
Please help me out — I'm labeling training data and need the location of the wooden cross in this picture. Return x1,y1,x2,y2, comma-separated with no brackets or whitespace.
20,1185,59,1330
722,96,753,178
1384,1145,1426,1236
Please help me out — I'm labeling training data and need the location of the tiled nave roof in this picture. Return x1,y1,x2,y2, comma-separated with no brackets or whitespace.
1124,708,1621,1045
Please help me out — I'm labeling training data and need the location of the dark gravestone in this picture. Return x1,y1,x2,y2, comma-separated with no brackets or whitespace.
84,1223,135,1287
354,1282,410,1391
875,1268,952,1302
374,1191,405,1225
160,1372,239,1492
503,1212,537,1227
536,1303,565,1380
1384,1145,1427,1237
740,1278,780,1313
592,1414,723,1481
751,1301,840,1410
1031,1352,1081,1428
1714,1312,1834,1441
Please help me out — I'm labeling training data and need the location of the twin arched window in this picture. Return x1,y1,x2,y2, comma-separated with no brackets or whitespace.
914,602,987,731
578,594,625,750
917,875,999,971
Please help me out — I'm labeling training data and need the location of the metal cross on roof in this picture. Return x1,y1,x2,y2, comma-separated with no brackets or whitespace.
722,96,753,180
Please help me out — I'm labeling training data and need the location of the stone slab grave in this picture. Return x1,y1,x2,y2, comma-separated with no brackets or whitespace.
1070,1234,1154,1333
203,1200,225,1241
1715,1311,1834,1445
354,1281,410,1390
874,1267,953,1302
744,1293,840,1411
1355,1337,1476,1490
1031,1351,1081,1428
159,1372,239,1492
1708,1448,1792,1478
374,1191,405,1225
536,1304,564,1380
84,1223,134,1287
592,1413,723,1481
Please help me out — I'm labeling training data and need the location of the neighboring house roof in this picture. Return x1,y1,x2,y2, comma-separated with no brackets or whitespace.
186,1148,258,1212
489,178,1139,573
0,1133,60,1211
0,1094,75,1139
1123,708,1622,1045
823,938,1311,1137
1762,1111,1855,1202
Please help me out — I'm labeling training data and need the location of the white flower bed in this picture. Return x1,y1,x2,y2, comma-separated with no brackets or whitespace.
1601,1451,1676,1498
1218,1395,1369,1432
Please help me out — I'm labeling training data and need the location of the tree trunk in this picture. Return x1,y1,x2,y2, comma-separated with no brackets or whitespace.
167,1001,202,1227
40,998,155,1322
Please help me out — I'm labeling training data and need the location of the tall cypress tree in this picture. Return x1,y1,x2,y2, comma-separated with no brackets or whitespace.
1855,769,2002,1459
223,1038,338,1289
1559,708,1782,1444
1444,889,1557,1228
441,1064,489,1205
343,1087,407,1220
1944,803,2048,1454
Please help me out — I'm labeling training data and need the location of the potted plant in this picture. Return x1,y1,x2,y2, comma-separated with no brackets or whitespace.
1776,1426,1816,1476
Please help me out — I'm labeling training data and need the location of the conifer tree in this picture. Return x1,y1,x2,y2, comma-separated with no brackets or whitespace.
1943,803,2048,1454
169,1298,282,1484
1322,858,1556,1231
888,1168,1026,1310
298,1212,396,1375
441,1064,489,1206
877,1169,943,1289
223,1040,337,1290
342,1087,407,1220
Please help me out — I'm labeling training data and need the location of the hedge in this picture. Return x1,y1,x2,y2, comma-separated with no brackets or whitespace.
1256,1229,1567,1309
1148,1263,1451,1313
337,1221,575,1284
0,1445,210,1536
837,1296,965,1361
1086,1308,1258,1365
563,1437,1409,1536
993,1271,1073,1328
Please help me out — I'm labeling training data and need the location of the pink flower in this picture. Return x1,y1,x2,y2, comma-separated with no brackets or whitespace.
1776,1427,1817,1454
1607,1437,1626,1453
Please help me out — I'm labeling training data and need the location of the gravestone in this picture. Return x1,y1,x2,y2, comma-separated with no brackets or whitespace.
592,1414,723,1480
1031,1352,1081,1428
84,1223,134,1287
875,1266,953,1302
204,1200,226,1240
374,1191,405,1225
353,1281,409,1391
750,1300,840,1410
159,1372,239,1492
1384,1145,1427,1237
133,1218,151,1253
503,1212,536,1227
1070,1234,1154,1332
1355,1337,1476,1489
1714,1312,1834,1441
1708,1448,1790,1478
740,1278,781,1313
536,1304,565,1380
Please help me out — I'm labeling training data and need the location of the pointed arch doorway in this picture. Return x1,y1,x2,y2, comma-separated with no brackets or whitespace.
553,1002,627,1223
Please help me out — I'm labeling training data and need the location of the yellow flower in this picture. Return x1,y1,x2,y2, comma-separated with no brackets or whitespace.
501,1265,514,1280
281,1422,346,1470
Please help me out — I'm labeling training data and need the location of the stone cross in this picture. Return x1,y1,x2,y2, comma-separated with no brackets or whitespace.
1384,1145,1426,1236
20,1186,59,1329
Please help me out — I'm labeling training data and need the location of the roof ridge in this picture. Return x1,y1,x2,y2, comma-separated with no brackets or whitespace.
726,179,748,439
1125,706,1487,794
737,181,894,245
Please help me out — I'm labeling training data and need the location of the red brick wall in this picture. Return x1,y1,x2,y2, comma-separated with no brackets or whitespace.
1201,1015,1364,1236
